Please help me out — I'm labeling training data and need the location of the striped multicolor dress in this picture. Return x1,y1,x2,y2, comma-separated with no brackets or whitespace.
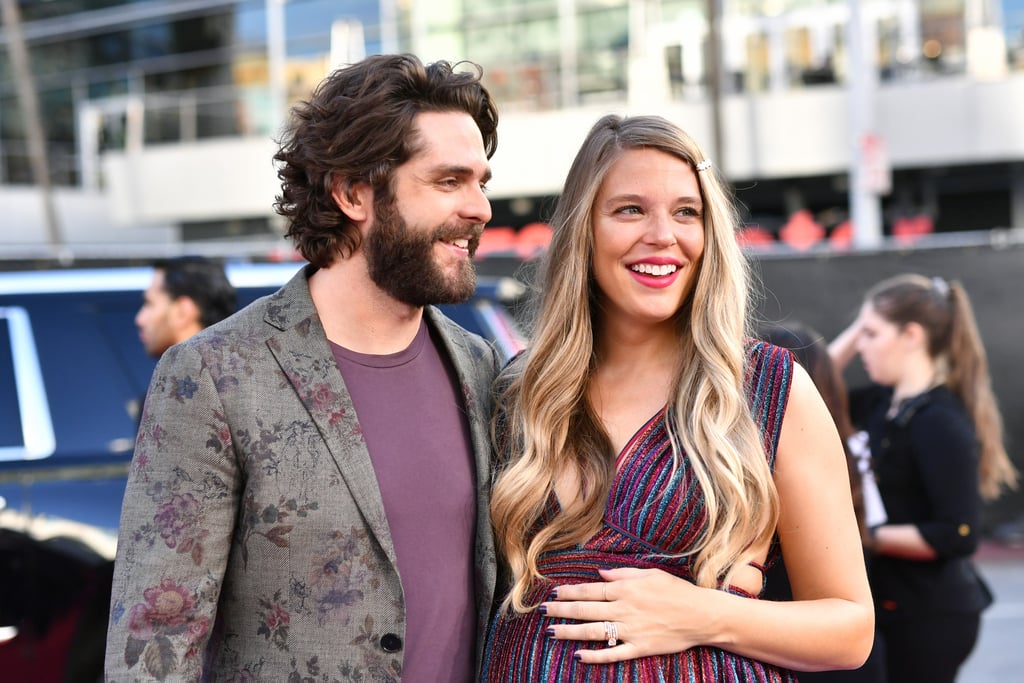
481,341,797,682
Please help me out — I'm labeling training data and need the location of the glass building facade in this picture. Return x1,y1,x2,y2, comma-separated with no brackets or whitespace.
0,0,386,185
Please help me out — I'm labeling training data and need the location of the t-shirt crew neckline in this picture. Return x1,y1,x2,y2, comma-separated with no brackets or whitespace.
328,319,428,368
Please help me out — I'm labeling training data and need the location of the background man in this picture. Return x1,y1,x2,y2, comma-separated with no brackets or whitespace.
105,53,502,681
135,255,237,357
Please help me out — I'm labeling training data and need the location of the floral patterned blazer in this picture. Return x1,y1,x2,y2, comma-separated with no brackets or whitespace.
104,266,502,682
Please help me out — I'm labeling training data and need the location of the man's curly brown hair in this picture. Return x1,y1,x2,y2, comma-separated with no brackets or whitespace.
272,53,498,268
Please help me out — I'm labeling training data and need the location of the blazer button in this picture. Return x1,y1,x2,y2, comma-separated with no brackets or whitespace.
381,633,403,653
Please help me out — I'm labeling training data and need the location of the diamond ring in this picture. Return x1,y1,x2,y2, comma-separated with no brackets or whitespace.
603,620,618,647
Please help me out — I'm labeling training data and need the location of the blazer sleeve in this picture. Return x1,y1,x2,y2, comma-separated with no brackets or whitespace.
907,406,981,558
105,342,240,681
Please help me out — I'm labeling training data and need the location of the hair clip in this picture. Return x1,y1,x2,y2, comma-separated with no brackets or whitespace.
695,159,712,172
932,276,950,298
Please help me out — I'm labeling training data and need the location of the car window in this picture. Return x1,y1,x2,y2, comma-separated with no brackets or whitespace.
1,313,22,450
6,292,153,461
0,306,57,461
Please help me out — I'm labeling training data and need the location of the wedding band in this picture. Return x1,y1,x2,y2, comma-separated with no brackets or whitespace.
602,584,608,601
603,620,618,647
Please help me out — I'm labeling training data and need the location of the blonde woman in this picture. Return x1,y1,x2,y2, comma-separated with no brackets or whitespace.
829,274,1018,682
481,115,873,681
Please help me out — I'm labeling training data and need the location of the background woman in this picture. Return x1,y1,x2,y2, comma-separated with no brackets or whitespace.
829,273,1019,682
482,114,873,681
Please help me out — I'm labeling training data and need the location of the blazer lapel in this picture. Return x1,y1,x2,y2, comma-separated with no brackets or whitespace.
263,269,398,567
425,307,499,624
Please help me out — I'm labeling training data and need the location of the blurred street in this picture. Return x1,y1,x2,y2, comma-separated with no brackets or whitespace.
959,541,1024,681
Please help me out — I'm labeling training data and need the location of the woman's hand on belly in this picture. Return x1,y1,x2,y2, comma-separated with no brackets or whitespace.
539,566,717,664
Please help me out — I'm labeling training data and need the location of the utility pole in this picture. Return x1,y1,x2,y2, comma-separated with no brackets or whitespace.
266,0,287,140
705,0,724,170
1,0,67,259
846,0,884,248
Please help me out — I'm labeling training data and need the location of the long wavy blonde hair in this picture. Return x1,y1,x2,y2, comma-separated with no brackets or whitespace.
490,115,780,612
866,274,1018,500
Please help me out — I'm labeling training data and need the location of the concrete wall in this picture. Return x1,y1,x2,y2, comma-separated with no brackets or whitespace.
100,137,281,225
0,187,176,251
84,74,1024,226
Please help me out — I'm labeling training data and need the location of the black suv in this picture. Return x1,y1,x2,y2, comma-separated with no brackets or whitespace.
0,261,523,678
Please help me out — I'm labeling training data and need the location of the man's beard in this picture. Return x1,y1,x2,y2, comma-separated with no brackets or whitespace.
364,197,482,307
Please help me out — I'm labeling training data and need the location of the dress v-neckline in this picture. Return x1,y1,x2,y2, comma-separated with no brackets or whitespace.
613,405,669,468
551,405,668,513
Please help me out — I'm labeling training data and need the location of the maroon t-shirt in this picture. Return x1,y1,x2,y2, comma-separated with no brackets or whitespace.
330,320,477,681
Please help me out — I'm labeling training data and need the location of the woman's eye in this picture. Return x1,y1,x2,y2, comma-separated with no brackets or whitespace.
616,205,642,215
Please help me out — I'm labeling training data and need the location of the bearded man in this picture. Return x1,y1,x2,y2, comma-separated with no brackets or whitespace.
105,53,502,682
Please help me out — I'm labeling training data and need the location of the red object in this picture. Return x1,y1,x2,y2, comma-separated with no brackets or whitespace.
736,225,775,248
829,220,853,248
0,601,85,682
514,222,553,259
893,215,934,244
474,226,517,259
779,210,825,250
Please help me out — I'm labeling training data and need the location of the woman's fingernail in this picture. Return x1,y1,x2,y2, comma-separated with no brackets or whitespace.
538,604,547,615
545,627,555,637
547,589,558,600
573,653,582,662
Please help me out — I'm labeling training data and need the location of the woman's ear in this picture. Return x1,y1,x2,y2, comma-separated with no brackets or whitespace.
901,321,929,350
331,177,373,223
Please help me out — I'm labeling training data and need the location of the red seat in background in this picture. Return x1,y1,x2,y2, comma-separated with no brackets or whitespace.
893,215,934,244
779,210,825,251
736,225,775,248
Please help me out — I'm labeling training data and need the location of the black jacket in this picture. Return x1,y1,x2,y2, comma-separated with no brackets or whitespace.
849,385,992,618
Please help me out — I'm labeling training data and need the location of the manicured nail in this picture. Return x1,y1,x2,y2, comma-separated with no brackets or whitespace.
573,653,582,662
537,604,547,615
545,627,555,637
547,589,558,600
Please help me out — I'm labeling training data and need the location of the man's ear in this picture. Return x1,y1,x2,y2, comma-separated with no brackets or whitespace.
173,296,202,330
331,177,373,223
